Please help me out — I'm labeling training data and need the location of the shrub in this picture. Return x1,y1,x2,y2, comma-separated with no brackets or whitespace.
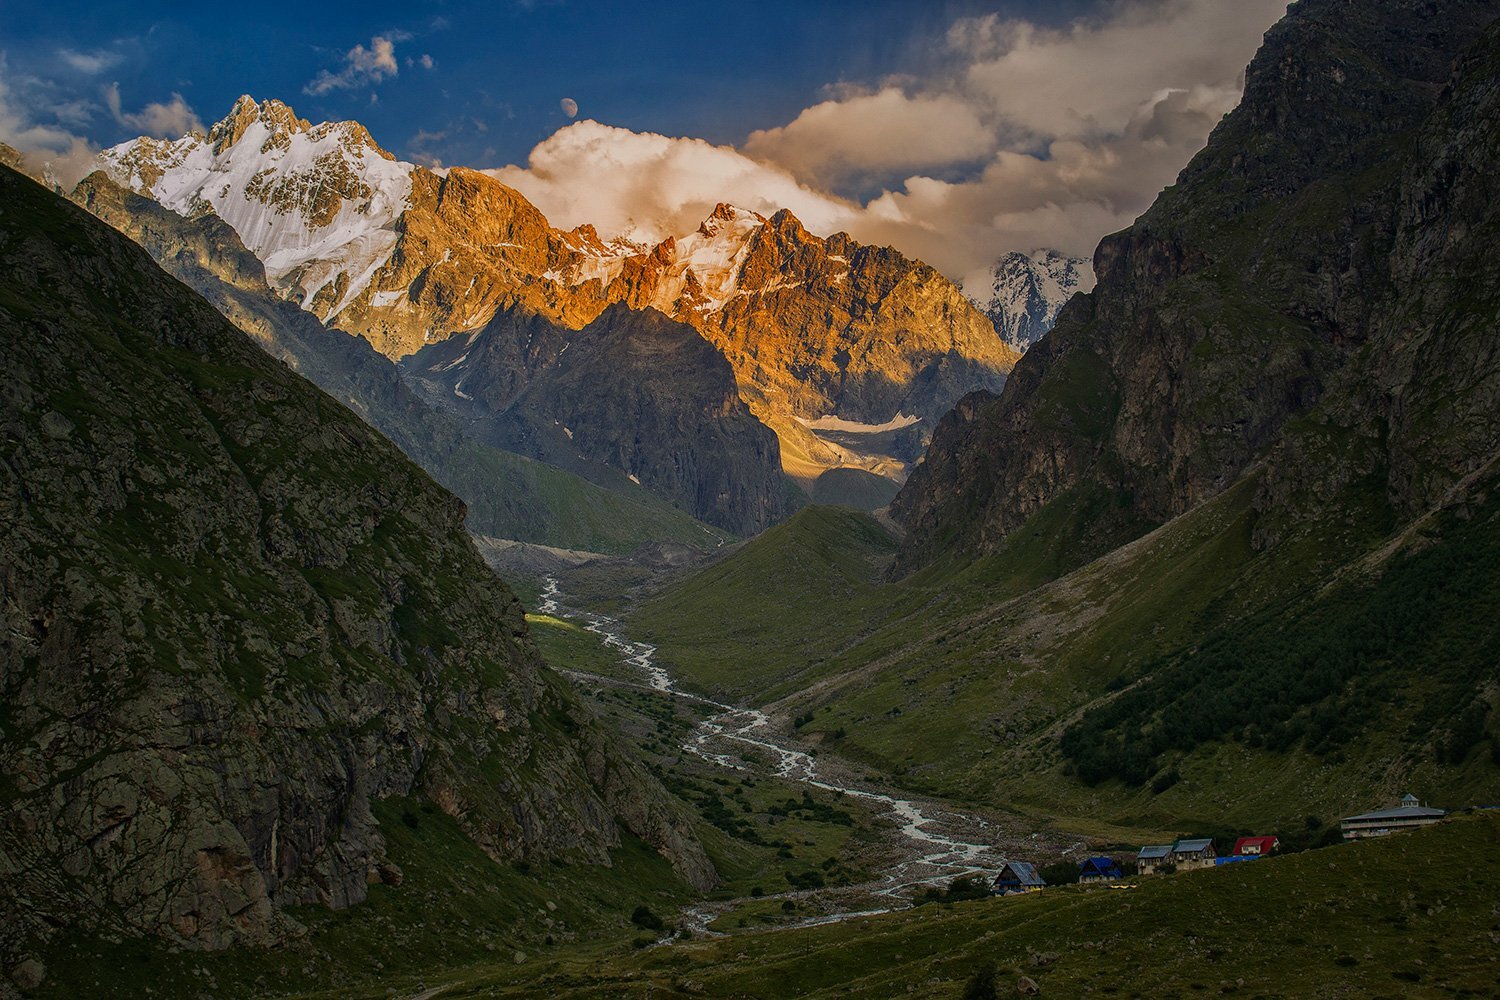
961,961,998,1000
785,870,825,890
630,906,664,931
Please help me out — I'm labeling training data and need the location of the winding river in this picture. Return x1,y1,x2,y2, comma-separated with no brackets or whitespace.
539,579,1016,922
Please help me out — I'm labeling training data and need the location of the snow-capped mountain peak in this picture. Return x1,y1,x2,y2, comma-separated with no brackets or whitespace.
972,249,1095,352
99,95,415,322
542,202,767,313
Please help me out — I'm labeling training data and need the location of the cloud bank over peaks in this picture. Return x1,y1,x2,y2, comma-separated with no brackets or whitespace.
742,87,994,191
487,121,858,247
490,0,1288,284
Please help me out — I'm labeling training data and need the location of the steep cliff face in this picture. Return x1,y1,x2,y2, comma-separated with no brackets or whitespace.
0,166,711,971
893,0,1500,572
408,304,791,536
101,104,1016,493
679,209,1018,485
332,165,639,357
1246,11,1500,544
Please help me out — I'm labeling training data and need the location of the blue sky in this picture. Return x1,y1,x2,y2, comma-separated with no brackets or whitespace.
0,0,1287,283
1,0,1095,168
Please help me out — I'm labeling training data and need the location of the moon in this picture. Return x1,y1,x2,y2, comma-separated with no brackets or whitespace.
560,97,579,119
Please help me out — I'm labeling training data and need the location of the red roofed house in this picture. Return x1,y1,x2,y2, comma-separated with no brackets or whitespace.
1232,836,1279,858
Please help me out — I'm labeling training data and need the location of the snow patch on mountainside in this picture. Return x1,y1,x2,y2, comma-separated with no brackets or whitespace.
545,203,766,314
798,413,921,434
98,96,414,322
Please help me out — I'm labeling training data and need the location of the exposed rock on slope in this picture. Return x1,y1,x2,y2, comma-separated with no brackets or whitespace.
410,304,791,536
0,165,711,971
893,0,1500,572
69,171,720,553
1261,14,1500,532
658,207,1017,486
101,102,1017,490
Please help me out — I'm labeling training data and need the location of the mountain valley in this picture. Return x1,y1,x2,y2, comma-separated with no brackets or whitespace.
4,0,1500,997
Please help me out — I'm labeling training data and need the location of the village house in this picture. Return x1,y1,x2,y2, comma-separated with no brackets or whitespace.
1340,794,1446,840
1078,856,1124,883
993,861,1046,895
1169,838,1216,871
1136,844,1172,875
1232,836,1279,857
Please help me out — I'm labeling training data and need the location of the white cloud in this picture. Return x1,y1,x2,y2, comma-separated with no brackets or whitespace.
104,82,203,137
486,121,856,246
852,82,1248,287
0,57,97,185
954,0,1286,142
743,87,993,189
491,0,1287,283
304,34,403,96
57,48,122,75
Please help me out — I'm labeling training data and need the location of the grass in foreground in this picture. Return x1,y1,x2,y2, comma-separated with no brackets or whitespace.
422,812,1500,999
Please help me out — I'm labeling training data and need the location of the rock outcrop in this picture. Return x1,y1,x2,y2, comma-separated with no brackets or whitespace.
0,165,712,973
409,303,792,536
893,0,1500,572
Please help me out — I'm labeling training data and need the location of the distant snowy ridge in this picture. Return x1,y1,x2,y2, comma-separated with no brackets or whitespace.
971,249,1095,353
97,98,774,328
97,94,1017,490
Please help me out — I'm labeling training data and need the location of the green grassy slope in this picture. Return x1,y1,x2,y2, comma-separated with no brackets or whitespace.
629,478,1500,838
632,506,918,700
414,812,1500,999
442,439,724,553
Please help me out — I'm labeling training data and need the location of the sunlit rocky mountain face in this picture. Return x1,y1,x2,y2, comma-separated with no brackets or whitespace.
99,98,1019,516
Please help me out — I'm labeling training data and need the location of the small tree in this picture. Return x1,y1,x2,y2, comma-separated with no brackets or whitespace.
1040,860,1079,886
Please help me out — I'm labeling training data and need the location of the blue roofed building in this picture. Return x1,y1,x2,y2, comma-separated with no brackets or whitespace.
1078,856,1124,883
